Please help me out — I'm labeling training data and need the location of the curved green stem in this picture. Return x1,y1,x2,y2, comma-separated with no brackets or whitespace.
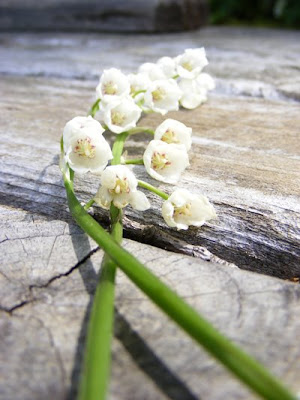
111,132,129,164
84,199,95,210
138,180,169,200
77,205,122,400
127,126,154,135
77,129,129,400
125,158,144,165
132,89,146,98
63,173,296,400
89,99,100,117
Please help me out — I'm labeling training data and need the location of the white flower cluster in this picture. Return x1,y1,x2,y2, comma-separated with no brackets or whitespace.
62,48,216,230
142,118,216,229
94,48,215,134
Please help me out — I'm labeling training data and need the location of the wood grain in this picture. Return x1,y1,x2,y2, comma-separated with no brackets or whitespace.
0,28,300,400
0,0,208,32
1,75,299,278
1,206,300,400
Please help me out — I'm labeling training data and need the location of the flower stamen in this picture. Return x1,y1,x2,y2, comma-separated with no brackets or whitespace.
152,87,165,102
74,137,96,159
174,202,192,217
181,61,193,71
161,129,179,144
109,176,130,195
151,152,171,171
103,81,118,95
111,111,126,126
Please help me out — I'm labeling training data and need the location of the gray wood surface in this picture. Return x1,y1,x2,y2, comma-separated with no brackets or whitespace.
0,27,300,400
0,0,208,32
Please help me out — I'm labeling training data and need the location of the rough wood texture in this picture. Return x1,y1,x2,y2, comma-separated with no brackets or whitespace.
1,75,299,279
1,206,300,400
0,0,208,32
0,27,300,400
1,28,299,100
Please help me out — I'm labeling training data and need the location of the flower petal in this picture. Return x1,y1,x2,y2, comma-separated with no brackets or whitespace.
130,191,151,211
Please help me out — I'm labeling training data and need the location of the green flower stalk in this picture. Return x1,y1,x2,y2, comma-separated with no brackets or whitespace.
60,50,297,400
77,130,127,400
62,168,296,400
77,205,122,400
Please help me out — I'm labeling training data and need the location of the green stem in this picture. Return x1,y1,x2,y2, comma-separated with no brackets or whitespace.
88,99,100,118
132,89,146,98
111,132,129,165
77,205,122,400
77,129,128,400
63,174,296,400
127,126,154,135
125,158,144,165
138,180,169,200
84,199,95,210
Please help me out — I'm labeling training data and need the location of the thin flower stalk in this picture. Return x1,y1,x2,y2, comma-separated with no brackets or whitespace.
89,99,100,117
137,179,169,200
77,205,122,400
127,126,155,135
77,132,128,400
84,199,95,210
63,172,296,400
125,158,144,165
60,48,298,400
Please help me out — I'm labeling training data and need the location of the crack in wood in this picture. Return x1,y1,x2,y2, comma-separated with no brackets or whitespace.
0,246,100,314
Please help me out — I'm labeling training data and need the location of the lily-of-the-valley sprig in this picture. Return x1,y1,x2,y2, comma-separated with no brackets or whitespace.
60,48,297,400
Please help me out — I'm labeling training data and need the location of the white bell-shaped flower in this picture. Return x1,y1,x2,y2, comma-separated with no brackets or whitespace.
63,116,112,175
96,68,130,103
154,119,192,151
178,78,207,109
143,140,189,184
157,56,177,78
138,62,166,81
162,188,217,230
63,116,104,149
176,48,208,79
101,97,142,134
94,165,150,210
127,72,151,95
196,73,215,91
143,79,182,115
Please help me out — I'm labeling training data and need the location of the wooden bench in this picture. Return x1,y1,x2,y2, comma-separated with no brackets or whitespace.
0,27,299,399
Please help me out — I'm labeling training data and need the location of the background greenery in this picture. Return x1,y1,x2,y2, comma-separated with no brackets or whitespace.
209,0,300,28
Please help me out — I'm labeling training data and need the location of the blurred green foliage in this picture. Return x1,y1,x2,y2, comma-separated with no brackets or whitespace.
210,0,300,28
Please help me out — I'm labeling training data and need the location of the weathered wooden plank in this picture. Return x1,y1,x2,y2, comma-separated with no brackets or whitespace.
1,28,300,100
1,206,300,400
0,0,208,33
0,28,300,400
0,75,299,278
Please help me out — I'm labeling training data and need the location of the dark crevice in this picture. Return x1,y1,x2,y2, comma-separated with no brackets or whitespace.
0,299,33,315
29,246,100,291
1,170,299,280
0,246,100,315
